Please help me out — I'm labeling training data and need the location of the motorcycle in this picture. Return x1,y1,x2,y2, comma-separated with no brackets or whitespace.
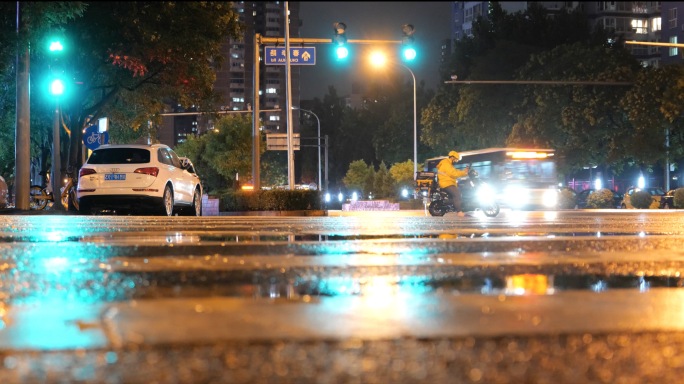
427,166,500,217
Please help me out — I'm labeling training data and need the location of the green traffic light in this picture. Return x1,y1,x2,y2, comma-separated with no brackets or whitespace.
50,79,64,96
403,47,416,61
49,40,64,52
336,46,349,60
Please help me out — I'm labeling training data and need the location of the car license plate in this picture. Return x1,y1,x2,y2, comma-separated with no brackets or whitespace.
105,173,126,181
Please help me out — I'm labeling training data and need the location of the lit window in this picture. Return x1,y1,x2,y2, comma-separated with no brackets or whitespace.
631,19,648,34
269,115,280,121
652,17,661,32
266,88,277,94
670,36,678,57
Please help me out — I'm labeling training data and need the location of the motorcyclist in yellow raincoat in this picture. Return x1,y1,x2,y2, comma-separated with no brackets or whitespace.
436,150,469,216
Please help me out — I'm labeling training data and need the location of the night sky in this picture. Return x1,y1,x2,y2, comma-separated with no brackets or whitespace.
297,2,453,100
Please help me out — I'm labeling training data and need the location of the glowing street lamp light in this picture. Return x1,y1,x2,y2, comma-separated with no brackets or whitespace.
369,50,418,180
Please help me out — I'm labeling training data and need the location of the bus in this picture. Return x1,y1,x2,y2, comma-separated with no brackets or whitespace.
420,148,559,210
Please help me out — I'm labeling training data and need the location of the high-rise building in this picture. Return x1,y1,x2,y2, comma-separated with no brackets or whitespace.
160,1,301,147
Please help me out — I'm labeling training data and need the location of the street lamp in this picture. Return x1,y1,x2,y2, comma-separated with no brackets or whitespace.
293,107,322,191
369,51,418,180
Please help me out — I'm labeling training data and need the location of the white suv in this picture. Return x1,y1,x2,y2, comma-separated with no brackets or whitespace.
77,144,202,216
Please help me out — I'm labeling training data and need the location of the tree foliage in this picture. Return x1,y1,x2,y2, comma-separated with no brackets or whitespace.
342,159,371,195
174,114,263,195
0,2,86,182
508,43,640,174
54,2,242,170
621,65,684,168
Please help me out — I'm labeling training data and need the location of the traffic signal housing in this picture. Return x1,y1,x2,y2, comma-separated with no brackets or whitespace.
333,22,348,59
401,24,416,61
47,38,66,97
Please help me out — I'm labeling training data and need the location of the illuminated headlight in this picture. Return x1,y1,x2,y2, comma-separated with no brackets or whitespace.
351,192,358,201
542,189,558,208
337,192,344,202
401,188,409,198
505,186,529,207
421,190,427,197
477,184,496,204
325,193,331,203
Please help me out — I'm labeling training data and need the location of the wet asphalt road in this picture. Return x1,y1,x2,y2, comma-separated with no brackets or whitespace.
1,208,684,383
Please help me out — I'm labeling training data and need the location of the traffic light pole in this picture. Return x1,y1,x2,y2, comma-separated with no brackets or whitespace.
252,34,402,190
51,99,63,211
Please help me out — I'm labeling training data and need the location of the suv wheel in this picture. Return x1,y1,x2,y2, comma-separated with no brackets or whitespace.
160,185,174,216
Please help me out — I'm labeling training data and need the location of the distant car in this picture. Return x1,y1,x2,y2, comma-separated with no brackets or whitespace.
660,189,676,209
77,144,203,216
620,186,665,209
575,188,623,209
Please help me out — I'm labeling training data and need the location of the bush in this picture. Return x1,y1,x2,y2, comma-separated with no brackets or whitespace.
674,188,684,209
220,190,321,211
631,190,653,209
586,188,614,209
558,189,577,209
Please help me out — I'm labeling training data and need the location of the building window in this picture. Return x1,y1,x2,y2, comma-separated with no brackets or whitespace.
670,36,678,56
266,88,277,94
631,19,648,34
669,8,677,29
603,17,616,32
652,17,661,32
269,115,280,121
464,7,473,23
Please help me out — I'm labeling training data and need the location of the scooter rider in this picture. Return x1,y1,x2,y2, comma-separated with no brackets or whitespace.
436,151,470,217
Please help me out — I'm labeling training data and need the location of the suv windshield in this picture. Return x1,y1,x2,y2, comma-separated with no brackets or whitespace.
87,148,151,164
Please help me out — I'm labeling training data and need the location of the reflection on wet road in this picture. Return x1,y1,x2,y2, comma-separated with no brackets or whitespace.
1,210,684,383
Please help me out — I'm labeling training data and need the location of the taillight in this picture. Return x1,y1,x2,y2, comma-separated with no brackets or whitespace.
79,168,96,177
134,167,159,177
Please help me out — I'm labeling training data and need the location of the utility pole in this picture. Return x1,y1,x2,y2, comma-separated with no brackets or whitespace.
15,2,30,210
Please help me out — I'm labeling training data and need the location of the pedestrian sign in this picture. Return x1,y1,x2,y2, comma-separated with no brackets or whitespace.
264,47,316,65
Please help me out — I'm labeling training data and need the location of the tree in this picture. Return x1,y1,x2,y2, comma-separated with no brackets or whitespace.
174,114,263,195
342,159,370,195
508,42,640,175
389,160,415,190
621,65,684,169
0,2,86,183
423,3,605,157
54,2,243,172
373,162,394,198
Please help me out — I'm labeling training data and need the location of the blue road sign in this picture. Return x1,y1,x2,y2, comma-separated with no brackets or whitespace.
83,124,109,151
264,47,316,65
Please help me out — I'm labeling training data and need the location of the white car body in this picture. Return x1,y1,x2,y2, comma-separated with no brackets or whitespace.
77,144,202,216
